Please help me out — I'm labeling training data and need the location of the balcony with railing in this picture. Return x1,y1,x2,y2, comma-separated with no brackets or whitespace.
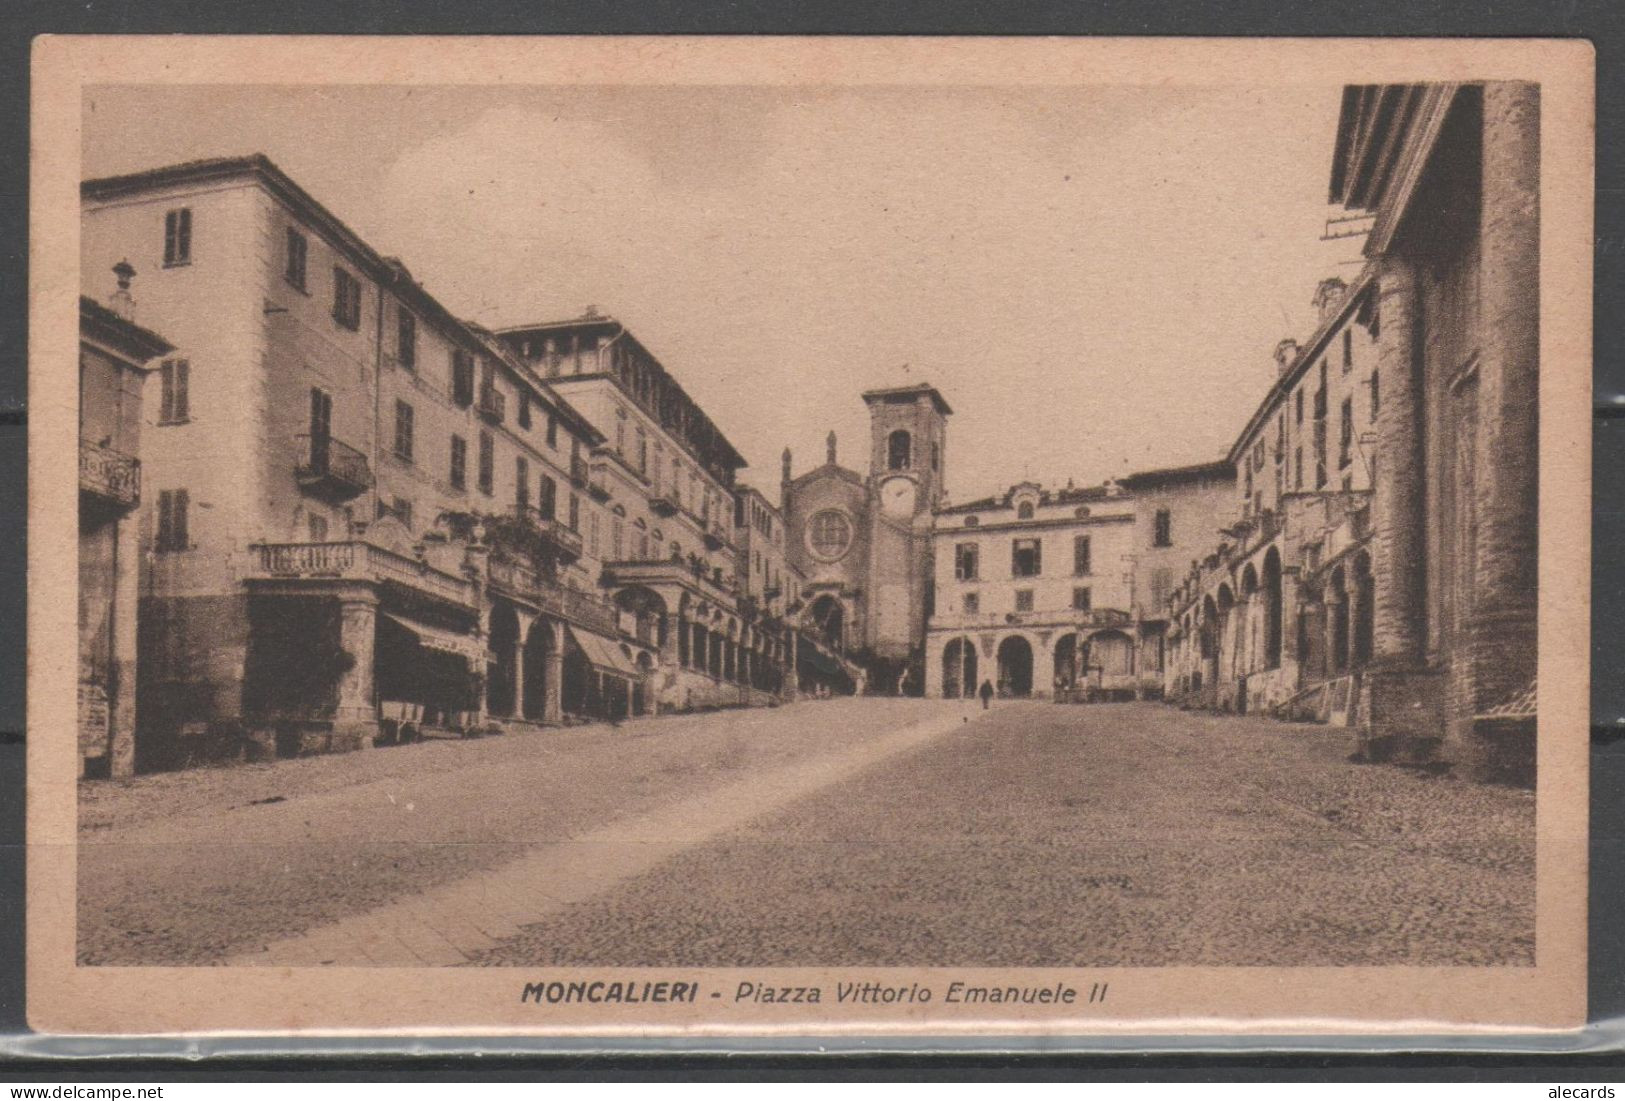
79,439,140,511
511,503,585,564
477,384,506,424
648,491,679,518
248,539,476,608
294,434,373,502
600,557,738,606
485,554,620,636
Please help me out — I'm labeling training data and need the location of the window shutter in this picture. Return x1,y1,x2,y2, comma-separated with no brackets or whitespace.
178,209,191,262
156,490,172,549
173,489,189,549
175,361,189,422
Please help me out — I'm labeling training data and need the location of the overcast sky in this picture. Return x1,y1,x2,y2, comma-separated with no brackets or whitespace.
84,83,1365,504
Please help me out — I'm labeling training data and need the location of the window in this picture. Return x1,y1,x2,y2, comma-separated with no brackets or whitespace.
518,391,532,430
964,515,979,528
163,208,191,266
1073,534,1092,576
156,489,190,551
568,492,580,532
1370,370,1380,421
452,350,475,407
1313,374,1329,489
308,387,331,468
1294,446,1303,491
589,512,600,557
478,431,494,495
1153,508,1172,547
1017,501,1035,520
1342,328,1353,372
285,228,307,290
546,414,558,448
397,308,416,370
1014,589,1035,612
381,496,413,531
962,592,979,615
887,429,912,471
612,517,624,560
1339,396,1355,469
637,429,648,476
931,442,940,471
393,400,414,462
1149,568,1172,610
1072,586,1092,612
158,359,189,424
809,509,853,560
332,267,361,330
539,474,557,521
954,542,979,581
307,514,327,543
449,434,467,490
615,408,626,454
1295,388,1304,425
1012,537,1041,578
516,456,530,510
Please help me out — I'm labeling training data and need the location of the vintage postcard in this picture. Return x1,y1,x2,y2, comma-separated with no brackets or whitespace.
28,36,1593,1038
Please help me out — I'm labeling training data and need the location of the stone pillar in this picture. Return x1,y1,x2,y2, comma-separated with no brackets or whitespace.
1468,81,1540,719
544,619,565,724
334,588,379,749
1370,257,1426,666
512,609,535,721
785,630,800,700
109,513,141,778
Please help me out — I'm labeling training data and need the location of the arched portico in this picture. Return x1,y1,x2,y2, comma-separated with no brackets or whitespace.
996,634,1035,697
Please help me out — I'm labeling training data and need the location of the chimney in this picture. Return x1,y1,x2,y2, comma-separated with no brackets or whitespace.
1313,277,1348,323
781,447,792,484
1273,338,1300,377
109,259,137,321
826,430,837,466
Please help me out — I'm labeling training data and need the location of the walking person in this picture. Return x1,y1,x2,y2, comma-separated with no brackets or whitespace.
978,678,994,710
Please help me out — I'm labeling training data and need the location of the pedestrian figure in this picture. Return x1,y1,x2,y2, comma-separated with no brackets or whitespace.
979,678,994,710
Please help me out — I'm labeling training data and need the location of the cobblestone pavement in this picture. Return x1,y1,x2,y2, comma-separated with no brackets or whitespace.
77,698,960,965
469,701,1535,968
80,699,1534,967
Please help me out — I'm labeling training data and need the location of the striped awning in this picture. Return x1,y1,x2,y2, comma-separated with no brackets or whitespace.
382,612,483,664
566,625,642,679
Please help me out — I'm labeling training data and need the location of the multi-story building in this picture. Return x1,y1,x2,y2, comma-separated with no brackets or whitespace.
924,464,1232,701
1166,82,1539,784
80,155,637,769
1329,81,1539,781
1163,274,1381,718
78,276,173,777
497,314,796,712
732,483,804,696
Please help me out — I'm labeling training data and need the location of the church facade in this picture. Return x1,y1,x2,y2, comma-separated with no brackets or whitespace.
781,383,951,689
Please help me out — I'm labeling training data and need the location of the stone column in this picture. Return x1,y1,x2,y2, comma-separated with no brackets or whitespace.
109,512,141,778
785,630,800,699
334,588,379,749
1469,81,1540,716
544,619,565,724
512,609,536,721
1370,257,1426,666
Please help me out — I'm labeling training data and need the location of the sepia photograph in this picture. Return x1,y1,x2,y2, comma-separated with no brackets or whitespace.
29,36,1592,1036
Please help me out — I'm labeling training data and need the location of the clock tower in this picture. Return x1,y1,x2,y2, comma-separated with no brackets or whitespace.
861,382,953,663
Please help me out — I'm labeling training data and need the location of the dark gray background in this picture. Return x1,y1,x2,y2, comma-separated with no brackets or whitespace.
0,0,1621,1070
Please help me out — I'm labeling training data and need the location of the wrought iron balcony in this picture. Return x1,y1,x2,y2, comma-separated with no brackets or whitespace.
477,384,506,424
512,503,585,564
648,492,679,518
295,434,373,502
488,555,619,636
79,439,140,511
703,522,727,551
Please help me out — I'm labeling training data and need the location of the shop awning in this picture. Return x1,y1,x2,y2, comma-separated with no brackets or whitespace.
566,625,643,679
382,612,484,664
797,643,845,678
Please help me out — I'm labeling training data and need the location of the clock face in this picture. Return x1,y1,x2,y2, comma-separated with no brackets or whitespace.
880,476,918,519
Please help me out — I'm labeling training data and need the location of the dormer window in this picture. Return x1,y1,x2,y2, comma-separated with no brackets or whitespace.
964,515,980,528
1017,502,1035,520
